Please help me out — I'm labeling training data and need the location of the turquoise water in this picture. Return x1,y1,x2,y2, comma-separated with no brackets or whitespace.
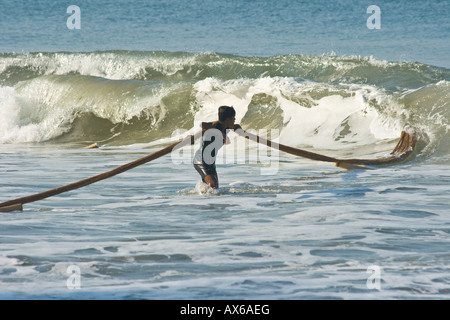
1,0,449,68
0,0,449,300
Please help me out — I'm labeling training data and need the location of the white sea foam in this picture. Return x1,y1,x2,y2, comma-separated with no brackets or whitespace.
193,77,402,151
0,86,71,143
1,52,448,163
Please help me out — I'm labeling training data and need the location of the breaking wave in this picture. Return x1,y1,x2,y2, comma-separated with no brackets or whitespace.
1,51,449,160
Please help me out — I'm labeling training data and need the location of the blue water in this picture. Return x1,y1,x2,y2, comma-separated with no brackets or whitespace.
1,0,449,68
0,0,449,300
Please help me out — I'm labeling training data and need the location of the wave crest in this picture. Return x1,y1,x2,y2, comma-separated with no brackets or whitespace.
1,51,448,159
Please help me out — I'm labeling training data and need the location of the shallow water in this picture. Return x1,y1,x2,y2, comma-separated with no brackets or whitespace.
1,142,449,299
1,0,449,300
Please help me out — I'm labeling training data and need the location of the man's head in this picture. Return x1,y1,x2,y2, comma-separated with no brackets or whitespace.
218,106,236,128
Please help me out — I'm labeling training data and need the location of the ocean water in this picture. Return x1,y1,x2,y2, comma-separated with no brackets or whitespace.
0,0,449,300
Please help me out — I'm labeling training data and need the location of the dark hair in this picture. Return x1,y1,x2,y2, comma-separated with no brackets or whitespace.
218,106,236,122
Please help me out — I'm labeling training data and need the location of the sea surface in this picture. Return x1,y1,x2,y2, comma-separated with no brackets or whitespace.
0,0,449,300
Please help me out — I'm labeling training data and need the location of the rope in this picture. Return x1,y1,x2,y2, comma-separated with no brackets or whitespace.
0,128,416,212
235,129,416,166
0,132,200,211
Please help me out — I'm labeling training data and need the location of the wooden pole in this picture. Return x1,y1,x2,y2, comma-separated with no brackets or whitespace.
235,129,416,168
0,128,416,212
0,204,23,213
235,129,339,163
0,132,200,212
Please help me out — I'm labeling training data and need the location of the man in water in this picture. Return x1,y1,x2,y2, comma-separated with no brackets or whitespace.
193,106,241,189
